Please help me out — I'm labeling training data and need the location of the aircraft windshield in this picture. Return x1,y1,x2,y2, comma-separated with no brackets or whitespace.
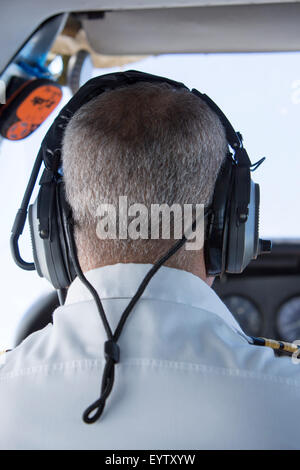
0,51,299,347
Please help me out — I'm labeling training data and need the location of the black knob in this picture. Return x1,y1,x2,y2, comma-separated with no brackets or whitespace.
259,239,272,254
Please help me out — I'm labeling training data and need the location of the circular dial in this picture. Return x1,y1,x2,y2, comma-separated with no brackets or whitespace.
222,295,262,336
277,296,300,343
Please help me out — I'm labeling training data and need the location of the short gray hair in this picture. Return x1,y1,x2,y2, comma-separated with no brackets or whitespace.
62,81,227,270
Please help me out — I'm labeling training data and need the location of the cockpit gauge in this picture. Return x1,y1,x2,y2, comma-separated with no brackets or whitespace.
277,296,300,343
222,295,262,337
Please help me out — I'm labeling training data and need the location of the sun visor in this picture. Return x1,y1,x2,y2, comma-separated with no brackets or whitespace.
82,4,300,54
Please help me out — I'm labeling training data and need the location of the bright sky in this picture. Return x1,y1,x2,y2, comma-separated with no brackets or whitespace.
0,52,300,348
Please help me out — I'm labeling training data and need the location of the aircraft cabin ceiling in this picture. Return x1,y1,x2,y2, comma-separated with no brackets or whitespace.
1,0,300,74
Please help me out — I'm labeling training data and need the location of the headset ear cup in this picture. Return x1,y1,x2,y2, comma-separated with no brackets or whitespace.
28,196,49,280
55,181,76,286
226,178,260,273
28,178,75,290
205,156,234,276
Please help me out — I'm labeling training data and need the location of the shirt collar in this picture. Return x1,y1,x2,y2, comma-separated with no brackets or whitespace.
65,263,249,340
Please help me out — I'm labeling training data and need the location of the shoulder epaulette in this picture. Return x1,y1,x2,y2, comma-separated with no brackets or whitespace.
250,336,300,355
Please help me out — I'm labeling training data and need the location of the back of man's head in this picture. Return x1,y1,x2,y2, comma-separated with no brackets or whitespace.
62,81,227,275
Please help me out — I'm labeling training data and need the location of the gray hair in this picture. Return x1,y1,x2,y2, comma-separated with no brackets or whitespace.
62,81,227,271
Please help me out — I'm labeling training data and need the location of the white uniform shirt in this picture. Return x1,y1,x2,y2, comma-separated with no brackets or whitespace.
1,263,300,450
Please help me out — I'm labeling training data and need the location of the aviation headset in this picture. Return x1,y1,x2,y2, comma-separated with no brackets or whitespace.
10,70,271,423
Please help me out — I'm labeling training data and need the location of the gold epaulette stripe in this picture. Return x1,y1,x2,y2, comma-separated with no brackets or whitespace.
251,336,300,355
263,338,298,353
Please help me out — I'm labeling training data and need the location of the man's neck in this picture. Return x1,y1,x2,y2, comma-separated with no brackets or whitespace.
79,252,214,287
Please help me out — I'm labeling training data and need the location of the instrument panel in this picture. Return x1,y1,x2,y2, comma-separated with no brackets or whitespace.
213,242,300,342
222,295,262,337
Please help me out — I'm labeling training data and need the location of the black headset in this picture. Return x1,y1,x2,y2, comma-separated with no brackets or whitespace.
10,70,271,423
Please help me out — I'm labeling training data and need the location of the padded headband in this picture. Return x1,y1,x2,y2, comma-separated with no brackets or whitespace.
38,69,250,172
40,70,189,171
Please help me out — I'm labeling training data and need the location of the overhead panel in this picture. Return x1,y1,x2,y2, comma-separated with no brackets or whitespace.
82,4,300,54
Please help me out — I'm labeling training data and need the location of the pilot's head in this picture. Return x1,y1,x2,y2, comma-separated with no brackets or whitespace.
62,82,227,284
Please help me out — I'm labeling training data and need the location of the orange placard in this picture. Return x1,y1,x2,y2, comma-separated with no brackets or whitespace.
16,85,62,124
3,82,62,140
